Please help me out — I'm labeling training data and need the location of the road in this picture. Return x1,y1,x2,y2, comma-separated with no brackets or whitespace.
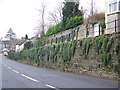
0,54,119,89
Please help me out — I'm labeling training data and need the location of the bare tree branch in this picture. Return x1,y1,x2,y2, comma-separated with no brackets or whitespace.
35,1,46,37
48,2,63,25
49,12,59,24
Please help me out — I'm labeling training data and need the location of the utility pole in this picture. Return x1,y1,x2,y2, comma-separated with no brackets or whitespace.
90,0,94,16
41,3,45,37
90,0,94,37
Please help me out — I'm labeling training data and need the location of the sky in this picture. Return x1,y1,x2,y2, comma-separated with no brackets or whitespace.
0,0,105,39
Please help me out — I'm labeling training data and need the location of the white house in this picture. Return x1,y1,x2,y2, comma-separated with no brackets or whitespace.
15,40,26,52
105,0,120,34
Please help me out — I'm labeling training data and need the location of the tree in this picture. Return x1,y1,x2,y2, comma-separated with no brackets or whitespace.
49,2,63,24
4,28,17,51
87,12,105,22
49,12,60,24
41,2,45,37
86,0,103,22
62,0,83,26
85,0,105,36
24,41,33,50
36,2,46,37
5,28,16,40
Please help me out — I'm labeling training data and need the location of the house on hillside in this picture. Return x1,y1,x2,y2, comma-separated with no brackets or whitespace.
30,36,37,42
105,0,120,34
15,39,26,52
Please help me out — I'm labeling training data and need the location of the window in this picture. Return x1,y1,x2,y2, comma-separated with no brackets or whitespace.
109,0,117,13
109,2,117,12
119,1,120,10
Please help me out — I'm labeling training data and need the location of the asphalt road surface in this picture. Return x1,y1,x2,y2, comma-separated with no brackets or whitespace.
0,54,118,89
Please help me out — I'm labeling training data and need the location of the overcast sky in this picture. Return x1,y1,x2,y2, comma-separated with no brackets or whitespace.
0,0,105,39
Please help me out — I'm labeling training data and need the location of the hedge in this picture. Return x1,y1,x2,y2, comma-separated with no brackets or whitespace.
46,16,83,36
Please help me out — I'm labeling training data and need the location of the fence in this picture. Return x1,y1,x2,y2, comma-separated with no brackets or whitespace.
77,19,120,39
106,19,120,33
32,19,120,48
12,19,120,74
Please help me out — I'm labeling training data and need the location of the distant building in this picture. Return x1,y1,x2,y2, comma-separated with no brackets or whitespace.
30,36,37,41
0,37,28,53
15,39,26,52
0,39,11,52
105,0,120,34
0,40,4,52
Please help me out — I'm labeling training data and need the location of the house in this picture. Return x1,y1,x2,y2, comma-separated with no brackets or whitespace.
105,0,120,34
0,38,28,52
15,39,26,52
30,36,37,42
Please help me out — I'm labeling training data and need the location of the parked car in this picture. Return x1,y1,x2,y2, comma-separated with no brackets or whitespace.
2,48,9,56
3,51,8,56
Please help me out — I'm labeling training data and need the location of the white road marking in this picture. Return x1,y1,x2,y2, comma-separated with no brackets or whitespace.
2,62,60,89
12,69,19,74
2,63,8,67
21,74,39,82
45,84,57,89
7,67,12,69
4,64,7,67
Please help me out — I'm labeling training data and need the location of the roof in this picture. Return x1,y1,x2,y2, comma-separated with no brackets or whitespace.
16,39,26,45
3,40,10,45
2,39,26,46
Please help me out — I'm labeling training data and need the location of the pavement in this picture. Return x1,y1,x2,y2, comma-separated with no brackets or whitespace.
0,54,119,89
